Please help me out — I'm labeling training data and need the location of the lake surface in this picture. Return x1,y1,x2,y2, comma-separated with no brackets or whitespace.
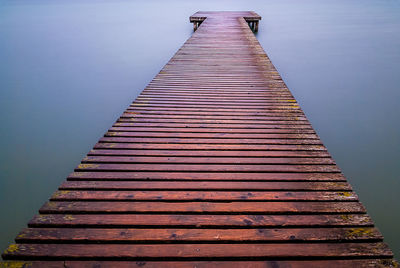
1,0,399,258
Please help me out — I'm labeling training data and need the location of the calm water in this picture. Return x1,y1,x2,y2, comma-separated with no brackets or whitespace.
1,0,399,258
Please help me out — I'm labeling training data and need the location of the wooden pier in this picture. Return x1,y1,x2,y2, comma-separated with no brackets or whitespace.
1,11,397,267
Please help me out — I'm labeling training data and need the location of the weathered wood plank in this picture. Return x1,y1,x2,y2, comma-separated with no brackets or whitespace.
0,261,65,268
98,137,323,145
16,227,382,243
117,118,311,125
81,156,335,165
105,131,317,139
109,126,316,134
94,143,327,151
2,243,392,259
68,260,399,268
2,260,398,268
28,214,374,228
60,181,352,190
113,122,313,129
50,190,357,201
39,201,365,214
67,171,346,181
74,163,339,173
88,149,331,158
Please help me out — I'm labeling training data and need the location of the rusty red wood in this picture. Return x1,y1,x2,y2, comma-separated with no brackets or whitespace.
1,11,396,267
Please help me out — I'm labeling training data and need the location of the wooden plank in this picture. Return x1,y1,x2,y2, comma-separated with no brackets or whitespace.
81,156,335,165
109,126,316,134
38,201,365,214
117,118,311,125
88,149,332,158
60,181,352,190
0,261,65,268
98,137,323,145
123,111,305,117
16,227,382,243
73,163,339,173
133,98,300,103
105,131,317,139
2,243,392,259
28,214,374,228
131,101,304,106
128,104,303,110
113,122,313,129
50,190,358,201
61,260,400,268
136,93,295,98
1,260,396,268
93,143,327,151
126,107,305,114
67,172,346,181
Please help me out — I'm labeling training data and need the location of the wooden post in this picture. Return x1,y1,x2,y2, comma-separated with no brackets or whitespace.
246,20,259,32
193,21,202,31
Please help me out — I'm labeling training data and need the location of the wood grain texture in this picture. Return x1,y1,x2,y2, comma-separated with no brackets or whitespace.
2,243,393,259
28,214,374,228
1,11,395,266
16,227,382,243
1,260,398,268
59,181,353,190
